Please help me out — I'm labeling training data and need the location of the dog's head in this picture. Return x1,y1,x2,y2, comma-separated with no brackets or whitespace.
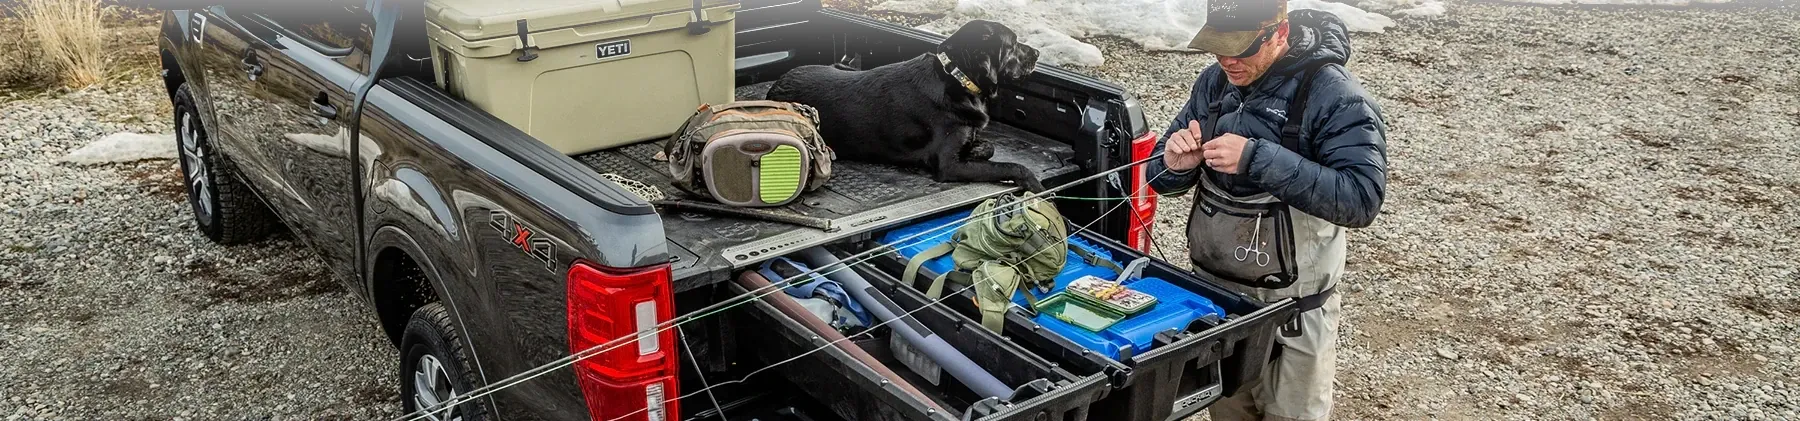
940,20,1040,98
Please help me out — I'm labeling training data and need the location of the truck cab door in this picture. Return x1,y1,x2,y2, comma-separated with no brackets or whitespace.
200,2,374,286
192,6,282,195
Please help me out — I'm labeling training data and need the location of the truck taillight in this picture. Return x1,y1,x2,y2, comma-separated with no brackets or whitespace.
568,261,678,421
1127,131,1160,254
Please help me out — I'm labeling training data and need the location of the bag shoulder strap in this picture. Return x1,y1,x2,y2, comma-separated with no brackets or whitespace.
1279,63,1333,154
1070,246,1122,275
905,242,957,298
707,100,820,122
975,262,1021,332
979,301,1008,332
1204,100,1225,142
707,100,792,111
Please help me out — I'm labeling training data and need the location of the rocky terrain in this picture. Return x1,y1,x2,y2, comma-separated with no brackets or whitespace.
2,1,1796,420
1107,2,1799,420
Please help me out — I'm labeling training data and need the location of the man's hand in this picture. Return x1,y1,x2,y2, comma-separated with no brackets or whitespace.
1203,133,1251,174
1163,120,1206,172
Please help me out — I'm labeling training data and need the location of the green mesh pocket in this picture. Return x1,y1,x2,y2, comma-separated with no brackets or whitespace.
758,145,803,204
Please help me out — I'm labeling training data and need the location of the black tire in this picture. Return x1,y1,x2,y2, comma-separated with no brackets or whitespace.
399,303,493,421
173,84,279,244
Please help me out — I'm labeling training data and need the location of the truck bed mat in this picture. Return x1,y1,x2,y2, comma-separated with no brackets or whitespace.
575,82,1078,290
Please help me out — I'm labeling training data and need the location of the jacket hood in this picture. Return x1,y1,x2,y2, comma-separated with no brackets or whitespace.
1271,9,1353,76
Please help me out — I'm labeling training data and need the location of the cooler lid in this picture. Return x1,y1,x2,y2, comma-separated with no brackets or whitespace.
427,0,735,42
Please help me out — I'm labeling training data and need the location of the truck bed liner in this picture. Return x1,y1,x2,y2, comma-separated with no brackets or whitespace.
574,82,1078,290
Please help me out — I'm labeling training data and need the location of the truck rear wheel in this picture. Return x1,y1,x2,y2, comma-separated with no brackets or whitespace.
399,302,492,421
173,84,278,244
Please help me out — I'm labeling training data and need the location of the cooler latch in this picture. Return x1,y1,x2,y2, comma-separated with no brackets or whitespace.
686,0,712,35
514,19,539,62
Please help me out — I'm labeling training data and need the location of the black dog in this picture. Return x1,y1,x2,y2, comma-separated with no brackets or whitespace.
766,20,1044,192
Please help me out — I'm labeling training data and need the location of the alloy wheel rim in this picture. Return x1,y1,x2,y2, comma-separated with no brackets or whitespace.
412,354,462,421
179,113,213,219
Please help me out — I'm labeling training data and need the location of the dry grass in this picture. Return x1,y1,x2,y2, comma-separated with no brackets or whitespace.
16,0,109,88
0,15,53,91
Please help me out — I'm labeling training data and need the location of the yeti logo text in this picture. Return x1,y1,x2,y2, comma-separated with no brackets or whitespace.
490,210,557,273
596,40,631,60
1266,108,1287,119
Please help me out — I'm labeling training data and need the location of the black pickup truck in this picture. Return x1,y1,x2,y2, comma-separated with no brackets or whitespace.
156,0,1294,420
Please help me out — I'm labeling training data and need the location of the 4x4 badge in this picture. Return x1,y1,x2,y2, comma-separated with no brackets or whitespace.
490,210,557,273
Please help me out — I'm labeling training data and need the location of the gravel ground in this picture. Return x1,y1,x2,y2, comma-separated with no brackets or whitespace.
1094,2,1800,420
4,2,1798,420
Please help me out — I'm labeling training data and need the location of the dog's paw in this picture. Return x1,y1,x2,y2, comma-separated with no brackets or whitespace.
960,141,996,161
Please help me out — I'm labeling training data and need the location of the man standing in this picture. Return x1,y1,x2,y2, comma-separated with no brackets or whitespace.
1146,1,1388,420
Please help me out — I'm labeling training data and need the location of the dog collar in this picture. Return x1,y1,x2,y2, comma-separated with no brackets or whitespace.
935,51,983,96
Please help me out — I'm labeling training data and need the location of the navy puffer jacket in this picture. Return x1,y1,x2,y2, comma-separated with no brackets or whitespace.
1147,9,1389,228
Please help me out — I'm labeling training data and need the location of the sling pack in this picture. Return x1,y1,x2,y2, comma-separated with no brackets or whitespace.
1187,63,1331,290
901,194,1122,332
665,100,834,208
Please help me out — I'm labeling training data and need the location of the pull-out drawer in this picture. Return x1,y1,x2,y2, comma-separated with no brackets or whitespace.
727,270,1110,421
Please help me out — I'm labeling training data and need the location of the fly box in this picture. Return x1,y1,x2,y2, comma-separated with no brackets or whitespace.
1065,275,1158,315
425,0,740,155
1033,293,1127,332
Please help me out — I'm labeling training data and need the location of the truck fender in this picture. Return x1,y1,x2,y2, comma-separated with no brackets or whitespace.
368,166,460,240
159,9,228,161
366,223,497,403
366,227,441,303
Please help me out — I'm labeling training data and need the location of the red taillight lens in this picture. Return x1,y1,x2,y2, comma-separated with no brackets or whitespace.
1127,131,1160,254
568,261,678,421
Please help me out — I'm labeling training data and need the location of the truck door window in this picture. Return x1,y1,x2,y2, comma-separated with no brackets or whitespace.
245,0,376,73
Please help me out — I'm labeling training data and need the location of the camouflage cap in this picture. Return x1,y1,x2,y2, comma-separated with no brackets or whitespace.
1188,0,1288,57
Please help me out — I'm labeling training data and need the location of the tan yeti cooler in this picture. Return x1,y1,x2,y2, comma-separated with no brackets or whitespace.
426,0,740,154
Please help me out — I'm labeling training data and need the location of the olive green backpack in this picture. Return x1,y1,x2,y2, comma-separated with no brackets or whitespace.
901,194,1121,332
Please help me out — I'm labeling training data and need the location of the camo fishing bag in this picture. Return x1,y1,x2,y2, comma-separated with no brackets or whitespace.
665,101,834,207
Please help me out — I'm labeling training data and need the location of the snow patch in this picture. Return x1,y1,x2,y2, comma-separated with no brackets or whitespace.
61,132,177,165
1291,0,1396,33
1014,23,1105,67
1498,0,1728,4
873,0,1712,66
871,0,956,15
1394,1,1448,16
1353,0,1448,16
878,0,1396,67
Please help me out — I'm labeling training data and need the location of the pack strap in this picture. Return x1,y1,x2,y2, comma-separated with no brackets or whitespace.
1294,286,1336,313
1278,63,1331,154
1272,286,1337,361
704,100,815,115
1204,100,1225,141
922,262,1017,332
1071,247,1123,276
978,262,1040,332
906,242,957,299
983,295,1031,332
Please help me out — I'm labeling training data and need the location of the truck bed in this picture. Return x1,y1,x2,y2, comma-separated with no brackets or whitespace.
575,82,1078,290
